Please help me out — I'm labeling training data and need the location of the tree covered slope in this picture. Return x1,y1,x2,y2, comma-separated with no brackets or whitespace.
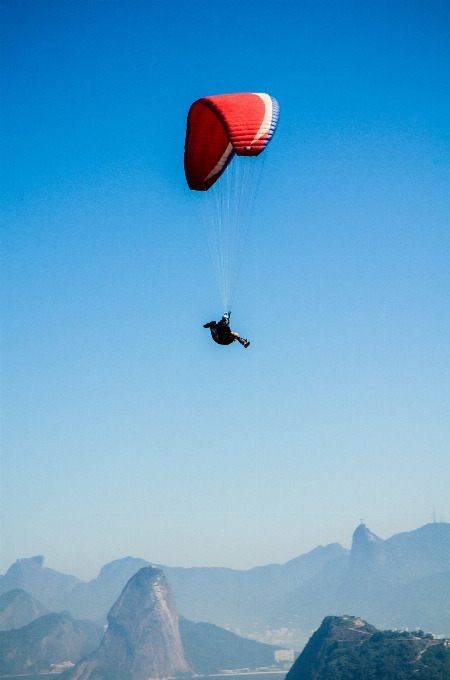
178,616,286,674
286,615,450,680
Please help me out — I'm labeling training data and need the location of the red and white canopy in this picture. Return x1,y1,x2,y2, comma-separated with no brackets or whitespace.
184,92,279,191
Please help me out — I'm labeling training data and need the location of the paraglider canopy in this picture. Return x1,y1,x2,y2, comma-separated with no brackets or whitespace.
185,92,279,315
184,93,279,191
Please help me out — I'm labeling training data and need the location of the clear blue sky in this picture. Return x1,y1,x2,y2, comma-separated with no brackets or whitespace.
1,0,449,580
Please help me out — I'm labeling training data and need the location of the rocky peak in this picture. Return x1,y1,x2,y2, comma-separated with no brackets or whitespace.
66,566,192,680
0,556,82,611
349,523,385,577
18,555,45,566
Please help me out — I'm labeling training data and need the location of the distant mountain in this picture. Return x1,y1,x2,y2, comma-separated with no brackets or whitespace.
178,616,286,675
66,556,150,621
339,523,450,632
345,521,450,591
0,581,291,679
0,556,82,612
0,556,150,622
0,589,49,630
63,567,191,680
285,615,450,680
3,522,449,648
0,612,103,675
156,542,348,633
274,522,450,640
59,544,348,626
0,544,347,631
0,570,288,675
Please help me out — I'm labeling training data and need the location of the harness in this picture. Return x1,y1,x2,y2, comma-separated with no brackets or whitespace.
212,321,234,345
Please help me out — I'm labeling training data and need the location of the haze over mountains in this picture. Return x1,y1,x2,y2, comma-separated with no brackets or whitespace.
0,589,49,630
0,567,286,678
0,612,103,675
1,523,449,648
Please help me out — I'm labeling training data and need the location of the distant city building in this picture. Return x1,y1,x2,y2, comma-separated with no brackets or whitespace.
51,662,74,673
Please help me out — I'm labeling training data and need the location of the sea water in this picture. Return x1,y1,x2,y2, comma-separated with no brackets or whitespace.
4,673,287,680
197,674,286,680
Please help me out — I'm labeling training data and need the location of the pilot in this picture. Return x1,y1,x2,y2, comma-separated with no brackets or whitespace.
203,314,250,348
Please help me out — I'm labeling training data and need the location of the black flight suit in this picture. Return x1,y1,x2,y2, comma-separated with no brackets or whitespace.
203,319,234,345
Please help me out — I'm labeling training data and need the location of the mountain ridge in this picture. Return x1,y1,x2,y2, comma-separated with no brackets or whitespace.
0,598,288,677
2,522,449,647
0,611,103,675
0,588,49,631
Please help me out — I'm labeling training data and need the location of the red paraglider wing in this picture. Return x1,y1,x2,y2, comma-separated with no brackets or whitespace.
184,92,279,191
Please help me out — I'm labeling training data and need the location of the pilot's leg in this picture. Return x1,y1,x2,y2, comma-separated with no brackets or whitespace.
231,332,250,348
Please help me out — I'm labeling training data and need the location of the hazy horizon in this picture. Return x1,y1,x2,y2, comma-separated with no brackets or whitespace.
1,0,449,582
3,519,448,583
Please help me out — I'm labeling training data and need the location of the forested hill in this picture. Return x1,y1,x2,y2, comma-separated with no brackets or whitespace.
0,589,49,630
178,616,285,675
0,612,103,675
286,615,450,680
